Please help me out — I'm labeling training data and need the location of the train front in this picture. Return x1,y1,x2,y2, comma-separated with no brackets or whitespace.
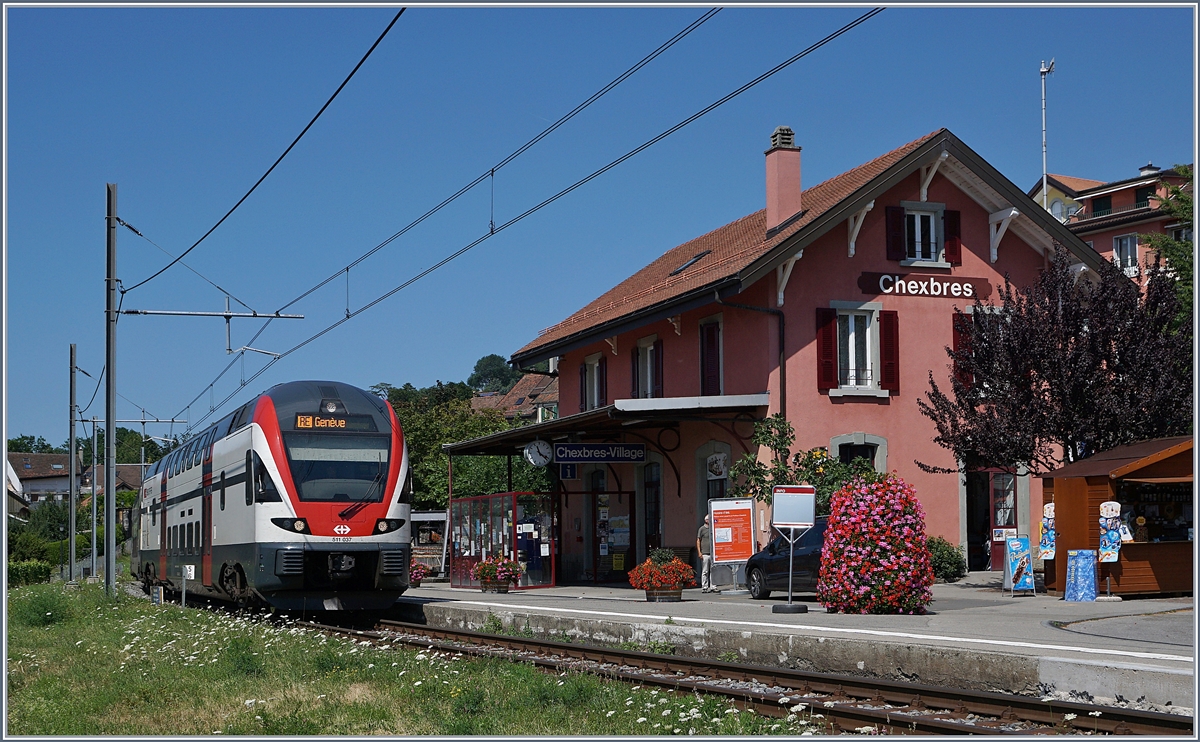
251,381,411,611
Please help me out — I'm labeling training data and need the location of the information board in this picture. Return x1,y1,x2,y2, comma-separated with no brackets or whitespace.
771,485,816,528
1005,537,1034,592
1064,549,1097,602
708,498,756,564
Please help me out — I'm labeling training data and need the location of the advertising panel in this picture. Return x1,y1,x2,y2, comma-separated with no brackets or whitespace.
1005,537,1034,592
708,498,756,564
1064,549,1097,602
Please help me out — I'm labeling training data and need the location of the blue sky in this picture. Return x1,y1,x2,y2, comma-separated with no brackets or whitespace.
4,5,1194,444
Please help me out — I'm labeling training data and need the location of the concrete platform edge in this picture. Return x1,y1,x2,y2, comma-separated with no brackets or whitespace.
390,599,1194,709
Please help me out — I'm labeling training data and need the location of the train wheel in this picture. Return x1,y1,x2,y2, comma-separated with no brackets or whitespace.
220,564,250,607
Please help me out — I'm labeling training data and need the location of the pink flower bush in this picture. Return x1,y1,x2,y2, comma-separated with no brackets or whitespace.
817,474,934,614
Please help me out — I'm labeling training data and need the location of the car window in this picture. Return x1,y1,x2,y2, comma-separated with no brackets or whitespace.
798,521,827,548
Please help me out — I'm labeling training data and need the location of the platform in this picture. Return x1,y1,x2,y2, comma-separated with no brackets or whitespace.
389,572,1194,712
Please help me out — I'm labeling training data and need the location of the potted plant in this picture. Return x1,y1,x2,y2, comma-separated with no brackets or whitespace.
629,548,696,602
470,555,522,593
409,560,430,587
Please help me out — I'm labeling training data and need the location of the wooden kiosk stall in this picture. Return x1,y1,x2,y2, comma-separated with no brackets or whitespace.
1042,436,1193,597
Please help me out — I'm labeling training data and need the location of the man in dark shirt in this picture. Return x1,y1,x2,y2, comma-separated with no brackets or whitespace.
696,514,714,592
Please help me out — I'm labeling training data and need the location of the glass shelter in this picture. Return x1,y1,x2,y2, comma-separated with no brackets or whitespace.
450,491,557,589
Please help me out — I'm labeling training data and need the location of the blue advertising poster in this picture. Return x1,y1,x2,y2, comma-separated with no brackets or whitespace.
1006,537,1034,592
1064,550,1097,602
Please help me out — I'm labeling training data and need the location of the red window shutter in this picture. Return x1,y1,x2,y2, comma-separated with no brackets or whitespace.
701,323,721,396
630,347,640,398
952,314,973,390
879,310,899,394
597,355,608,406
815,308,838,391
944,210,962,265
652,339,664,398
885,206,906,261
579,364,587,412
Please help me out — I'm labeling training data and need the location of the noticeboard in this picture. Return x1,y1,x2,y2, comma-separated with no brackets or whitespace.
708,498,756,564
1064,550,1097,602
771,485,816,528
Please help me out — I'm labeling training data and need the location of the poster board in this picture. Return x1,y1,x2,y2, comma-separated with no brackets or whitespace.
708,498,756,564
1005,537,1034,593
1064,549,1097,602
771,485,816,528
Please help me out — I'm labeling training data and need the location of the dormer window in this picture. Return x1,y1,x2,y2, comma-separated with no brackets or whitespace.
886,202,960,267
906,210,939,260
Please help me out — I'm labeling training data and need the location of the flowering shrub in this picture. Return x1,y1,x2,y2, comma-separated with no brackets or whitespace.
409,561,430,582
628,549,697,590
469,556,522,585
817,474,934,614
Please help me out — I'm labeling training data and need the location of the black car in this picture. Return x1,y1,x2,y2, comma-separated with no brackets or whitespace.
745,517,828,600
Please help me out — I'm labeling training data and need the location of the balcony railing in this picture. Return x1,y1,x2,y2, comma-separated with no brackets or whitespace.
838,367,873,387
1080,200,1153,221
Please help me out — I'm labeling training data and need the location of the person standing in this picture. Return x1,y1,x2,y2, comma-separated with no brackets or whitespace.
696,514,714,593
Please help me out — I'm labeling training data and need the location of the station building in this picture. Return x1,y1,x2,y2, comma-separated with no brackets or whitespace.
445,127,1108,585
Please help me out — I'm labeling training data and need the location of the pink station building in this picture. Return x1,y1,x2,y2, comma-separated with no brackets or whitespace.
446,127,1112,586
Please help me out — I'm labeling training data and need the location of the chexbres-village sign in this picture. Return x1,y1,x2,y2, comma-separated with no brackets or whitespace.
857,272,993,299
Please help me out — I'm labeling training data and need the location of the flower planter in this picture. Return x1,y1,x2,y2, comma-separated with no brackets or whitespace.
409,580,421,588
480,580,510,594
644,586,683,602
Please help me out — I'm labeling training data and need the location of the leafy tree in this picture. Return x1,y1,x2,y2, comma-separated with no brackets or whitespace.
373,380,550,509
467,354,522,393
1141,164,1193,329
26,500,71,541
6,435,66,454
729,414,881,514
76,427,170,466
918,248,1192,475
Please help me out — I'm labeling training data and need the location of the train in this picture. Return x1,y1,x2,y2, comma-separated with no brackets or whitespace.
131,380,412,611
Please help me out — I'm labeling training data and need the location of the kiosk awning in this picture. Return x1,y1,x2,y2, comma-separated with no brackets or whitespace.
442,393,770,457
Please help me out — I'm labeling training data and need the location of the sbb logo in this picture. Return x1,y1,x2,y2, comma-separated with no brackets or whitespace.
333,524,351,535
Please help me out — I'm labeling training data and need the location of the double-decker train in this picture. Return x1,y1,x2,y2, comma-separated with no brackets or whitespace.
131,380,412,611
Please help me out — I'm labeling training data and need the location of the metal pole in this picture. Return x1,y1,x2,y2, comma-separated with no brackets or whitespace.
787,526,795,606
91,417,98,578
68,344,77,583
105,182,118,596
1040,59,1054,213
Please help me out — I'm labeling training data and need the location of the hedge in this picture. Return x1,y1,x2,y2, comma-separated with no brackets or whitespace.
8,560,53,586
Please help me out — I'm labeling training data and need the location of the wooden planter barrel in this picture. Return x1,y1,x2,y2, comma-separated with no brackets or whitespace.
644,586,683,602
480,580,510,594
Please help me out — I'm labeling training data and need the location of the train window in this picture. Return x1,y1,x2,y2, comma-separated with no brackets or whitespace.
400,466,414,504
231,402,252,432
220,473,226,511
151,503,156,527
186,522,193,551
246,451,254,506
252,452,282,503
216,411,236,439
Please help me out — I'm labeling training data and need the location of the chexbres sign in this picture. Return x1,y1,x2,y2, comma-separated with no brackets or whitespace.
858,272,993,299
553,443,645,464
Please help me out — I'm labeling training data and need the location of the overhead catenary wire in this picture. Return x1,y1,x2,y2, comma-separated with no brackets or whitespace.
115,217,256,311
121,8,407,295
174,7,884,434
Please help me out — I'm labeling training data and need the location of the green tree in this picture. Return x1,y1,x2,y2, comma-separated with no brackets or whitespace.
728,414,881,515
6,435,66,454
76,427,171,466
467,354,522,393
1141,164,1193,329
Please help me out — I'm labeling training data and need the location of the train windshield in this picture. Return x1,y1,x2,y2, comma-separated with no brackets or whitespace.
282,433,390,502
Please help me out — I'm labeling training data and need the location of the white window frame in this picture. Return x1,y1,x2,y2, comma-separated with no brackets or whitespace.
1049,199,1064,221
899,200,947,267
583,352,602,410
828,301,887,398
1171,226,1193,243
636,335,657,399
1112,233,1139,277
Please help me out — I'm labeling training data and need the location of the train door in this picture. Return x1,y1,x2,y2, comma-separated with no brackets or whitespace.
201,484,213,585
158,474,168,580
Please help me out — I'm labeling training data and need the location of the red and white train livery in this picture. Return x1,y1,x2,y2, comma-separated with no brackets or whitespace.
131,380,412,610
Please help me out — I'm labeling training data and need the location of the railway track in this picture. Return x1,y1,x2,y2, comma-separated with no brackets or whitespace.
298,618,1193,736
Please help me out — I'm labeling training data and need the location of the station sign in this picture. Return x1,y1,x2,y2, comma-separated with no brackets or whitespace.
708,498,757,564
772,484,816,528
553,443,645,464
858,272,993,300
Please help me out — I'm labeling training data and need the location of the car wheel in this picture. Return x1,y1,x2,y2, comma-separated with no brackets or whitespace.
748,567,770,600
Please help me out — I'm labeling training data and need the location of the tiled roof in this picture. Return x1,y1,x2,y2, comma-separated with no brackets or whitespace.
1069,206,1170,235
1049,174,1105,194
470,393,505,413
516,130,943,358
6,452,82,481
84,464,144,492
471,375,559,419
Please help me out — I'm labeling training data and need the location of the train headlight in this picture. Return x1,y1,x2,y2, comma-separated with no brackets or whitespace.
271,517,309,534
373,518,406,534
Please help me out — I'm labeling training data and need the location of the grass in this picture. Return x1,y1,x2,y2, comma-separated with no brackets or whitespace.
7,580,831,735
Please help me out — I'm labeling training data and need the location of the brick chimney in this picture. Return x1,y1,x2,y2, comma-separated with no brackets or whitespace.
765,126,802,233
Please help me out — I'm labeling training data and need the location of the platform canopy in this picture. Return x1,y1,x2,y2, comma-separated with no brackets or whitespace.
442,393,770,457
